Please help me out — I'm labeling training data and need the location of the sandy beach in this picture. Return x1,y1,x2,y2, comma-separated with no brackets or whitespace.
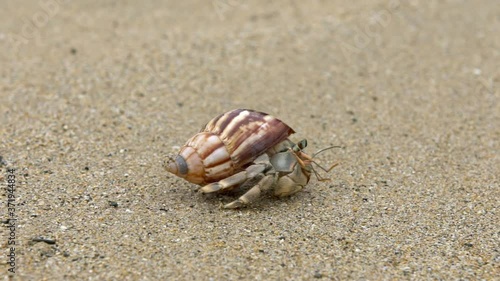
0,0,498,280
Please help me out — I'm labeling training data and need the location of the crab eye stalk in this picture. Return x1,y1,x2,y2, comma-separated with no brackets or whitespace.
298,139,308,150
292,139,308,152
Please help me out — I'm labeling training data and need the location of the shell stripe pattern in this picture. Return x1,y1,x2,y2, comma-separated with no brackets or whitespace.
204,109,294,167
185,132,233,181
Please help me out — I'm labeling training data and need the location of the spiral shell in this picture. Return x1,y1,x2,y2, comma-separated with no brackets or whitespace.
165,109,295,185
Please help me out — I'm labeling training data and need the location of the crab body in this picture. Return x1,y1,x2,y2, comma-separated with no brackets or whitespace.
165,109,314,208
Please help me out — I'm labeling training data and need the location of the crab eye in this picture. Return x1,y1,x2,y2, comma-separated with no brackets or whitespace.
298,139,308,149
292,139,308,152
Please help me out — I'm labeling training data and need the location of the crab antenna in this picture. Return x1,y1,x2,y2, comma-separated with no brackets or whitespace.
311,146,342,159
312,161,339,173
309,145,342,180
311,166,326,181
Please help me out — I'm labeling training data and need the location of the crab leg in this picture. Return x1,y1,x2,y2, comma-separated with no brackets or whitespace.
223,173,276,209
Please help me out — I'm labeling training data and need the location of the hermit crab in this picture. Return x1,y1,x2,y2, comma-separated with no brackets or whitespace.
164,109,337,208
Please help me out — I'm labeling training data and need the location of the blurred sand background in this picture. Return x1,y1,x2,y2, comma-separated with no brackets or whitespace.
0,0,499,280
